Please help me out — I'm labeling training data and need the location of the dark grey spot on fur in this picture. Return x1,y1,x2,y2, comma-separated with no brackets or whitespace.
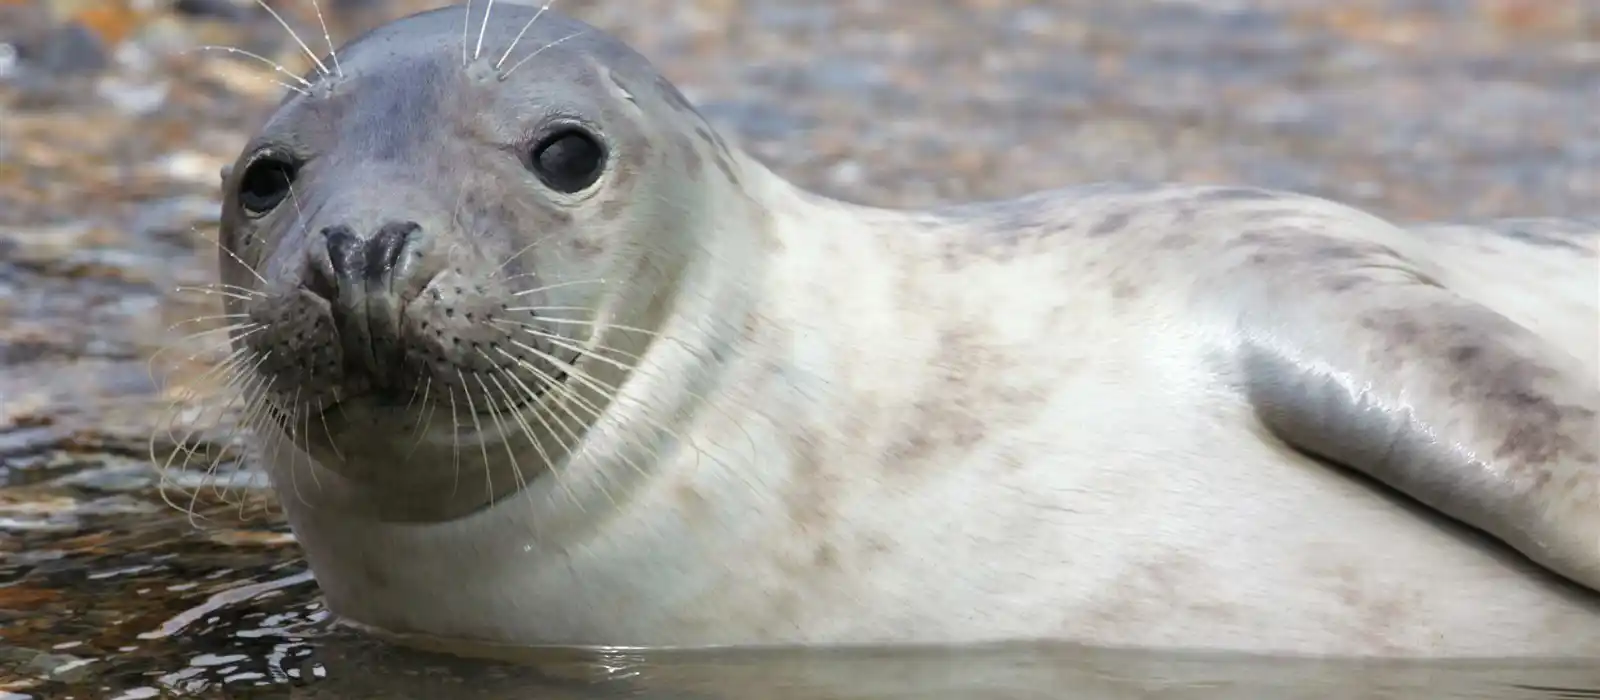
674,133,703,177
711,149,739,185
1089,210,1133,237
1490,219,1596,254
1323,273,1367,293
657,76,701,117
693,125,733,160
598,198,627,221
1199,186,1286,203
1362,307,1597,470
1157,233,1193,250
923,194,1068,265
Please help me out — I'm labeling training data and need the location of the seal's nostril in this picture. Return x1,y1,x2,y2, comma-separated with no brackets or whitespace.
305,224,359,301
322,224,363,283
366,221,421,284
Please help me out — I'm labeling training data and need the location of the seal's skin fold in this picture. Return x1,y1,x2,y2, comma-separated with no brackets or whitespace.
214,3,1600,658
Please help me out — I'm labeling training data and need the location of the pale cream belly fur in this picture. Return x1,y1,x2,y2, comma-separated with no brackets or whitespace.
281,175,1600,658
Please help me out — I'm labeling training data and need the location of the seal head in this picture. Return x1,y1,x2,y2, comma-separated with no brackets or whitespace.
217,5,751,520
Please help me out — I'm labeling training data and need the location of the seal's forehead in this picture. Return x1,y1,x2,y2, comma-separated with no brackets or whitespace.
249,4,677,161
330,4,659,89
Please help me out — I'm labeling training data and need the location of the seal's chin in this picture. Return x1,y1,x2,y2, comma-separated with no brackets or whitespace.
311,388,541,447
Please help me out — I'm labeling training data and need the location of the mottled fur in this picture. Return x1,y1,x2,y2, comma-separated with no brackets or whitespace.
218,4,1600,658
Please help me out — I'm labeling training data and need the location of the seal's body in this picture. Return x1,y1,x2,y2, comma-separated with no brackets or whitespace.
210,4,1600,657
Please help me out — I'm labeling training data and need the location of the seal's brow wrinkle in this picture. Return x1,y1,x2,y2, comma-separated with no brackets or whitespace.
192,1,1600,660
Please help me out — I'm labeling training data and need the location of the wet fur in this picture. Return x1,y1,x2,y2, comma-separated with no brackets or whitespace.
200,3,1600,658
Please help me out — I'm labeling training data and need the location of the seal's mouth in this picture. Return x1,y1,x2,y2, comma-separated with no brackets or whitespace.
314,363,571,421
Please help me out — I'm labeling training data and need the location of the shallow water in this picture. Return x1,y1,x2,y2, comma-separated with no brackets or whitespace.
1,0,1597,697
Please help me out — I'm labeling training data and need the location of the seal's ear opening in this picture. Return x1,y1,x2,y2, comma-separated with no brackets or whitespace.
219,164,235,184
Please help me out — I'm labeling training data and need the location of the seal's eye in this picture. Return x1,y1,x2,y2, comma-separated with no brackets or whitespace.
529,129,605,194
238,155,297,215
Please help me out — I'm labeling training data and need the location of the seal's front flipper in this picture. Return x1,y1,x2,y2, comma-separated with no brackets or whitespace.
1233,275,1600,592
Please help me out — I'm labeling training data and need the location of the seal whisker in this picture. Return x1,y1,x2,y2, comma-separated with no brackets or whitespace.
494,0,555,70
152,352,270,523
473,0,497,62
489,342,676,486
182,364,271,523
502,273,609,291
167,314,254,329
249,0,333,79
492,230,565,279
497,327,641,385
152,347,267,474
501,29,587,78
496,322,763,473
402,373,428,414
487,351,647,502
500,312,658,338
248,396,294,512
405,378,438,459
197,226,275,287
174,285,263,302
305,0,341,78
153,338,261,424
480,348,617,487
207,382,274,508
317,406,345,464
288,389,320,508
447,386,465,499
460,0,472,67
454,369,498,505
175,281,267,299
181,45,311,95
470,373,547,509
145,323,262,395
503,305,592,316
484,368,585,510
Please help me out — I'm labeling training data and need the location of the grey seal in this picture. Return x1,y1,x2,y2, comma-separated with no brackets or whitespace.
193,2,1600,658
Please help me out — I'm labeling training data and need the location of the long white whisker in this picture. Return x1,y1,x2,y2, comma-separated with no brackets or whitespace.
405,377,437,459
502,313,658,337
472,373,542,509
182,45,311,95
174,286,260,303
251,0,332,78
494,0,554,70
502,29,586,78
509,278,609,296
175,281,267,299
306,0,341,78
167,314,253,330
461,0,473,67
493,230,563,278
490,345,657,495
486,359,598,508
448,387,464,498
484,368,577,510
474,0,497,61
456,370,496,506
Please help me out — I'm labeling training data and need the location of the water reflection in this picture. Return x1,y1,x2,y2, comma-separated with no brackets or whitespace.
127,631,1600,699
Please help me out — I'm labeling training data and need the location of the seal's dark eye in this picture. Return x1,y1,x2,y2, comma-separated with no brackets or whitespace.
529,129,604,194
238,155,297,215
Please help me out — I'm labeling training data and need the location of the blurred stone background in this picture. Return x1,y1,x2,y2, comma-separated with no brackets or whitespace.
0,0,1596,696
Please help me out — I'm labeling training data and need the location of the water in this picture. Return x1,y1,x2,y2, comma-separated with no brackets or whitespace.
1,0,1596,696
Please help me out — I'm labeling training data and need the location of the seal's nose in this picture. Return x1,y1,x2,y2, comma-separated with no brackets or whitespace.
311,221,421,301
306,220,426,392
